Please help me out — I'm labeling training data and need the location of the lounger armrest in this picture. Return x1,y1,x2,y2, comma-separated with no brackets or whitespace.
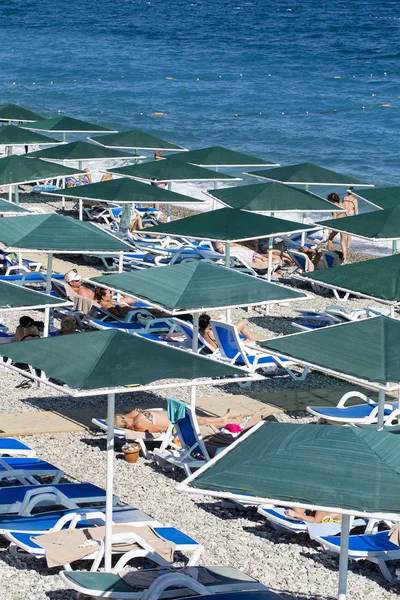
337,391,373,408
384,408,400,426
141,573,209,600
368,404,396,423
19,487,76,516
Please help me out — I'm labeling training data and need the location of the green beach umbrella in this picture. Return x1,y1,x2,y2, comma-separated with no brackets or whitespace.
0,104,43,123
0,198,31,215
0,330,246,573
108,159,240,183
178,421,400,599
89,261,307,315
169,145,279,167
353,186,400,210
22,116,117,144
0,125,62,149
301,253,400,308
316,206,400,253
0,281,71,312
89,129,187,152
246,163,372,187
26,140,137,162
208,181,343,213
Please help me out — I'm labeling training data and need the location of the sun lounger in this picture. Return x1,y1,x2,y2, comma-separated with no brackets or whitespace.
0,457,63,486
0,505,155,535
0,438,36,458
307,391,395,424
5,522,204,571
210,320,308,380
0,482,115,516
257,506,366,535
60,565,268,598
91,417,165,459
0,250,42,275
314,530,400,583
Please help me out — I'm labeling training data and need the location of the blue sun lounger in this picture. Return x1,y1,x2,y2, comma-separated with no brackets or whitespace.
314,530,400,583
257,506,366,535
60,565,269,598
307,392,396,424
0,482,115,516
0,457,63,486
0,438,36,458
0,505,155,535
5,524,204,570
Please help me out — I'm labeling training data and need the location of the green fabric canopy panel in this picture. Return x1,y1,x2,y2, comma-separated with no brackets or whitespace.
0,125,62,147
0,199,30,214
108,160,240,182
0,282,69,310
26,140,136,161
89,130,187,151
148,207,313,242
187,421,400,514
261,316,400,385
209,181,340,212
316,207,400,240
49,177,204,205
246,163,371,186
169,145,278,167
0,214,131,252
22,116,116,133
90,262,306,313
0,155,84,186
0,329,242,390
354,187,400,210
302,254,400,302
0,104,43,123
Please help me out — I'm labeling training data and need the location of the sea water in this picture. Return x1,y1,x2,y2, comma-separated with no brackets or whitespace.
0,0,399,253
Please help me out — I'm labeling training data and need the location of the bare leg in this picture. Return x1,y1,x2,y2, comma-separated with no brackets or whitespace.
197,409,242,427
327,230,337,251
235,320,265,342
340,233,347,261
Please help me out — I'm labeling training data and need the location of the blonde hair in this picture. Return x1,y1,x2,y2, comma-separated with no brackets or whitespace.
154,150,164,160
60,316,77,332
100,173,113,182
114,414,129,428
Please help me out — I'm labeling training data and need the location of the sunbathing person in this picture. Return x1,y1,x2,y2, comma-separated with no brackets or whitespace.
109,209,143,233
115,407,239,434
199,313,266,350
214,241,292,270
64,270,94,299
298,246,344,270
93,287,140,318
284,507,341,523
14,316,40,342
56,316,77,336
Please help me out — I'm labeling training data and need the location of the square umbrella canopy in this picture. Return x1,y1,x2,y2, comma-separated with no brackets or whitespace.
0,155,85,187
88,129,187,152
46,177,205,206
108,159,241,183
246,163,372,187
168,145,279,167
0,330,248,573
177,421,400,600
353,186,400,210
300,253,400,307
21,116,117,134
0,104,43,123
146,207,314,243
208,181,345,213
316,206,400,242
89,261,308,315
0,125,63,148
0,198,31,215
0,281,72,312
26,140,139,161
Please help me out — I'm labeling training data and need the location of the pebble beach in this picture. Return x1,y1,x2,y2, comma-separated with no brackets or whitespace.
0,197,397,599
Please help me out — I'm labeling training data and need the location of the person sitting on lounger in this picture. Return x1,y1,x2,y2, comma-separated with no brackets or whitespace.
298,246,344,270
109,209,143,233
93,287,139,318
284,508,341,523
64,270,95,299
14,316,40,342
198,313,266,350
214,241,292,270
115,408,239,434
56,316,77,336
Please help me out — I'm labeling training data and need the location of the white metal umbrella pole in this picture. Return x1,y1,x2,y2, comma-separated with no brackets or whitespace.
43,253,53,338
377,387,386,430
118,252,124,273
192,312,199,353
14,184,19,205
8,185,12,203
104,392,115,572
338,514,351,600
225,241,230,268
61,161,66,210
79,199,83,222
267,236,273,282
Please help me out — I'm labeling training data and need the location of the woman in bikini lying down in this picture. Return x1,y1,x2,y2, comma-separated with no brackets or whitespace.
114,408,238,434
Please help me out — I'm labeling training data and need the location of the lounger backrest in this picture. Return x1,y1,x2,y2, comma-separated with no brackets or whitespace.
210,320,246,364
111,207,122,218
288,250,314,272
322,251,338,269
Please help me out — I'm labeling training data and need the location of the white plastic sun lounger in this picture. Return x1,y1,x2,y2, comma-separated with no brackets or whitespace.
0,438,36,458
0,483,115,516
0,457,63,486
307,391,396,424
257,506,366,535
60,565,268,599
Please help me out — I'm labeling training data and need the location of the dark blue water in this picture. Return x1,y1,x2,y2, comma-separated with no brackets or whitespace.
0,0,399,186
